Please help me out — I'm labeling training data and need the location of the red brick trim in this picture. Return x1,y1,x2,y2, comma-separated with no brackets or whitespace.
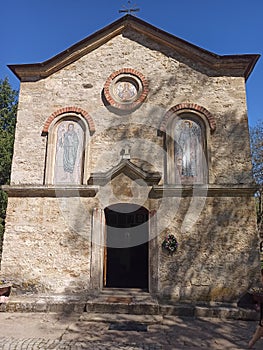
42,107,95,135
160,103,216,132
104,68,149,111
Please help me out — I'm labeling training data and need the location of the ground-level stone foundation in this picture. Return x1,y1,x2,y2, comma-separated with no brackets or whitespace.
0,184,259,304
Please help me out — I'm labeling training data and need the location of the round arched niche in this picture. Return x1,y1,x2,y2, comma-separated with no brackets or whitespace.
44,113,90,185
103,68,149,111
165,112,209,185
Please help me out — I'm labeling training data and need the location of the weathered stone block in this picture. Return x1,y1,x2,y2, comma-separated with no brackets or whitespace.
0,16,259,306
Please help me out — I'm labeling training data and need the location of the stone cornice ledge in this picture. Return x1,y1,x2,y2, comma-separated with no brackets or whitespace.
149,184,258,198
1,185,99,197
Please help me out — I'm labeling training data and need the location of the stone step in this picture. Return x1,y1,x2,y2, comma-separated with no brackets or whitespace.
85,288,159,315
99,287,148,294
85,300,159,315
0,295,86,313
98,288,152,299
0,293,260,322
85,302,259,320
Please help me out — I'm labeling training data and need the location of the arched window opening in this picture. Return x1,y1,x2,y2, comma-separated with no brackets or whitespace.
45,115,89,185
53,119,85,184
166,114,208,184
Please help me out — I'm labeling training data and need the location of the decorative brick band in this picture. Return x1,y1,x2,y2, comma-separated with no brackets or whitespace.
42,107,95,135
160,103,216,133
104,68,149,111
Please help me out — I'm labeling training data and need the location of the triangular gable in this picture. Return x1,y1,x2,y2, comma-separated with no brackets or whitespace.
88,159,161,186
8,15,260,82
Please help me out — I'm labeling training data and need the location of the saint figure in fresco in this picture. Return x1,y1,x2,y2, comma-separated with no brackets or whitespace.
59,123,79,181
116,81,136,101
175,120,201,178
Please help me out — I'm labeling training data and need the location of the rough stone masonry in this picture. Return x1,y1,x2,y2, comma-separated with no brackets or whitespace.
0,15,260,305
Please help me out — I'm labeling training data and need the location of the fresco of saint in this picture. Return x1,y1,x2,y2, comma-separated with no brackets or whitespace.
54,121,84,184
174,119,205,183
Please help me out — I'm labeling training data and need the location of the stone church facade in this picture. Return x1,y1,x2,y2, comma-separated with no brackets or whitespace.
1,15,260,304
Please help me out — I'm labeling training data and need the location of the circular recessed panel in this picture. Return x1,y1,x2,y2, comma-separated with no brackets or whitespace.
104,69,148,111
114,78,138,102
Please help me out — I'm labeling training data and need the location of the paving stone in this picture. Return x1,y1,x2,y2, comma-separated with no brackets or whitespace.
0,311,263,349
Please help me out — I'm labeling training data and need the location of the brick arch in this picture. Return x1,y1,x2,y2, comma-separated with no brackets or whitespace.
160,103,216,133
103,68,149,111
42,107,95,135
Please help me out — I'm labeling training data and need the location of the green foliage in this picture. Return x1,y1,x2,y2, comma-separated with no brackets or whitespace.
250,121,263,186
250,121,263,234
0,77,18,250
0,77,18,185
0,190,7,244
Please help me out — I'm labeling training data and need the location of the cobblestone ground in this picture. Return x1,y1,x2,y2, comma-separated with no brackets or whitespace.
1,313,263,349
0,338,162,350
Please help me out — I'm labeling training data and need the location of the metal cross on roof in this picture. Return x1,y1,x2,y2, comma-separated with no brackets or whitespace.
119,1,140,15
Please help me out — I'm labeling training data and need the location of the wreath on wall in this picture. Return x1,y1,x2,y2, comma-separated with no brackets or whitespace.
162,234,178,254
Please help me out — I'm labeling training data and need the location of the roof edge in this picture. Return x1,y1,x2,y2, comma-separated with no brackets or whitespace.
8,14,260,81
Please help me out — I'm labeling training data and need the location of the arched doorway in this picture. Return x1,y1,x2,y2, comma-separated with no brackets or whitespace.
104,204,149,290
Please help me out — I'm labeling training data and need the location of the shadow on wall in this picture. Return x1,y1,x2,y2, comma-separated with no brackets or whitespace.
158,107,259,303
160,195,259,303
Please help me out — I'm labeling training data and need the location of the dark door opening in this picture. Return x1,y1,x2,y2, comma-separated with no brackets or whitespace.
104,204,149,290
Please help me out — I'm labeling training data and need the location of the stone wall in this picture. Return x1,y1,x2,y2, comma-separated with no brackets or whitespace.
1,28,259,300
1,197,95,294
1,193,259,300
11,31,252,185
157,196,259,302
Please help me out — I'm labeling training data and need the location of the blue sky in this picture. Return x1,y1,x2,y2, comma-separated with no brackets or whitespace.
1,0,262,126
